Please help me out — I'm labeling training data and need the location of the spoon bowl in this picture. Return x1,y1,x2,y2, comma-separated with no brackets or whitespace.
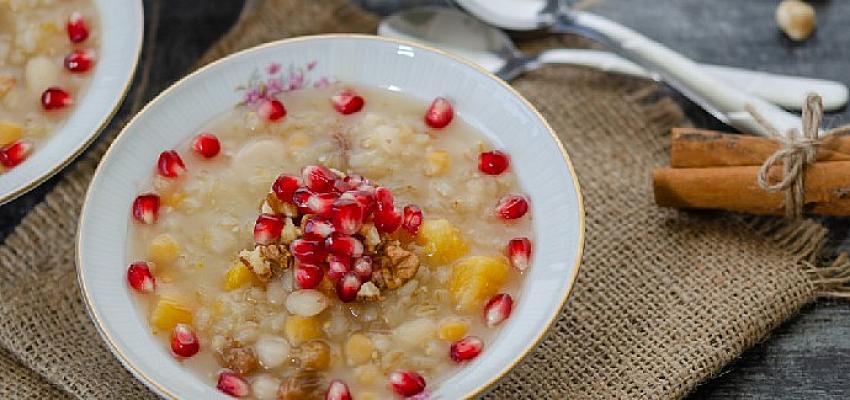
380,6,848,112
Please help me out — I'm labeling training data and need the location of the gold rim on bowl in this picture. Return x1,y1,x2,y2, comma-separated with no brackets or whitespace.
76,33,585,399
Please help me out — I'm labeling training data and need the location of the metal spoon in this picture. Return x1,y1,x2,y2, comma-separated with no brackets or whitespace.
380,6,848,114
451,0,846,136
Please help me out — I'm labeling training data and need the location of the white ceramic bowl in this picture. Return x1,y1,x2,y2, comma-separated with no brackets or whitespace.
0,0,143,204
77,35,584,399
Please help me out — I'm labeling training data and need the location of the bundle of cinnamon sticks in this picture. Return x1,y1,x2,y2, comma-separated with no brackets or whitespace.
653,128,850,216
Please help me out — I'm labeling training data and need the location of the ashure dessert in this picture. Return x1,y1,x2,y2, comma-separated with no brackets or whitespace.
127,78,533,399
0,0,98,170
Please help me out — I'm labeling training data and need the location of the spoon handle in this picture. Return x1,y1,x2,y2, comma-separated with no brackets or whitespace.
536,49,849,112
553,12,804,136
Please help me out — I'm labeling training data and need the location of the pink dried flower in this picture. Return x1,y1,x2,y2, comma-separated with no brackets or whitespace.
288,70,305,90
314,77,331,89
267,62,281,75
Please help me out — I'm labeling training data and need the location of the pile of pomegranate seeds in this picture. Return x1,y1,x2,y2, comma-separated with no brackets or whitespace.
478,150,510,175
389,369,427,397
254,165,423,303
41,87,73,111
424,97,454,129
0,141,33,168
192,133,221,158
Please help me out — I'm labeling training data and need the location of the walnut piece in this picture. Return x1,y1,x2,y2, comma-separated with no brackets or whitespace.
239,244,291,282
372,243,420,290
221,344,259,375
356,281,382,302
259,244,291,268
261,192,299,218
280,217,300,244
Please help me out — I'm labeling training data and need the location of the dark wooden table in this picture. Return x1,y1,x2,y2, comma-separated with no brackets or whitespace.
2,0,848,398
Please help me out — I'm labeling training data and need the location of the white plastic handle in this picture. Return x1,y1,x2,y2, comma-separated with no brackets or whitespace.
538,49,848,112
572,12,805,136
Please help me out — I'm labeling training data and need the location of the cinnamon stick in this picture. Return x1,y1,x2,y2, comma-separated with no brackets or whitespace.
670,128,850,167
653,161,850,216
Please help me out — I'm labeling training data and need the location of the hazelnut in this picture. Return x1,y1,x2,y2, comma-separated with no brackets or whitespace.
776,0,816,41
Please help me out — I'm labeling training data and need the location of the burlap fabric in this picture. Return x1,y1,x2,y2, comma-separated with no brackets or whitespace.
0,0,839,398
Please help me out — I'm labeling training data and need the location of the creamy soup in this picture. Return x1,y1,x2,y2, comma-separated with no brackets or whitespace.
0,0,98,169
127,84,533,399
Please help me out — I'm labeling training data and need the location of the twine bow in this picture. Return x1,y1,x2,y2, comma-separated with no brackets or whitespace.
749,94,850,218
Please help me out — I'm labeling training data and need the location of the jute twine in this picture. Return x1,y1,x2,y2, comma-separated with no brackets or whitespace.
1,1,850,398
751,94,850,218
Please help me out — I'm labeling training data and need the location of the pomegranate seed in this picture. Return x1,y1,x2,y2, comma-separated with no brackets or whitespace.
478,150,510,175
374,186,394,211
253,214,284,245
450,336,483,362
327,255,351,282
303,192,338,216
335,272,362,303
170,323,200,358
340,189,375,215
302,165,337,193
126,261,155,293
157,150,186,178
63,49,94,73
331,89,365,115
496,194,529,220
303,217,336,239
290,239,328,264
484,293,513,327
352,256,372,281
333,178,350,193
342,174,361,187
374,207,402,234
507,237,533,272
66,12,89,43
216,371,250,397
325,379,352,400
325,234,363,258
272,174,302,203
332,198,364,235
402,205,423,235
295,263,324,289
424,97,453,129
191,133,221,158
131,193,160,224
389,370,427,397
292,187,312,209
41,87,73,110
258,99,286,121
0,140,33,168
